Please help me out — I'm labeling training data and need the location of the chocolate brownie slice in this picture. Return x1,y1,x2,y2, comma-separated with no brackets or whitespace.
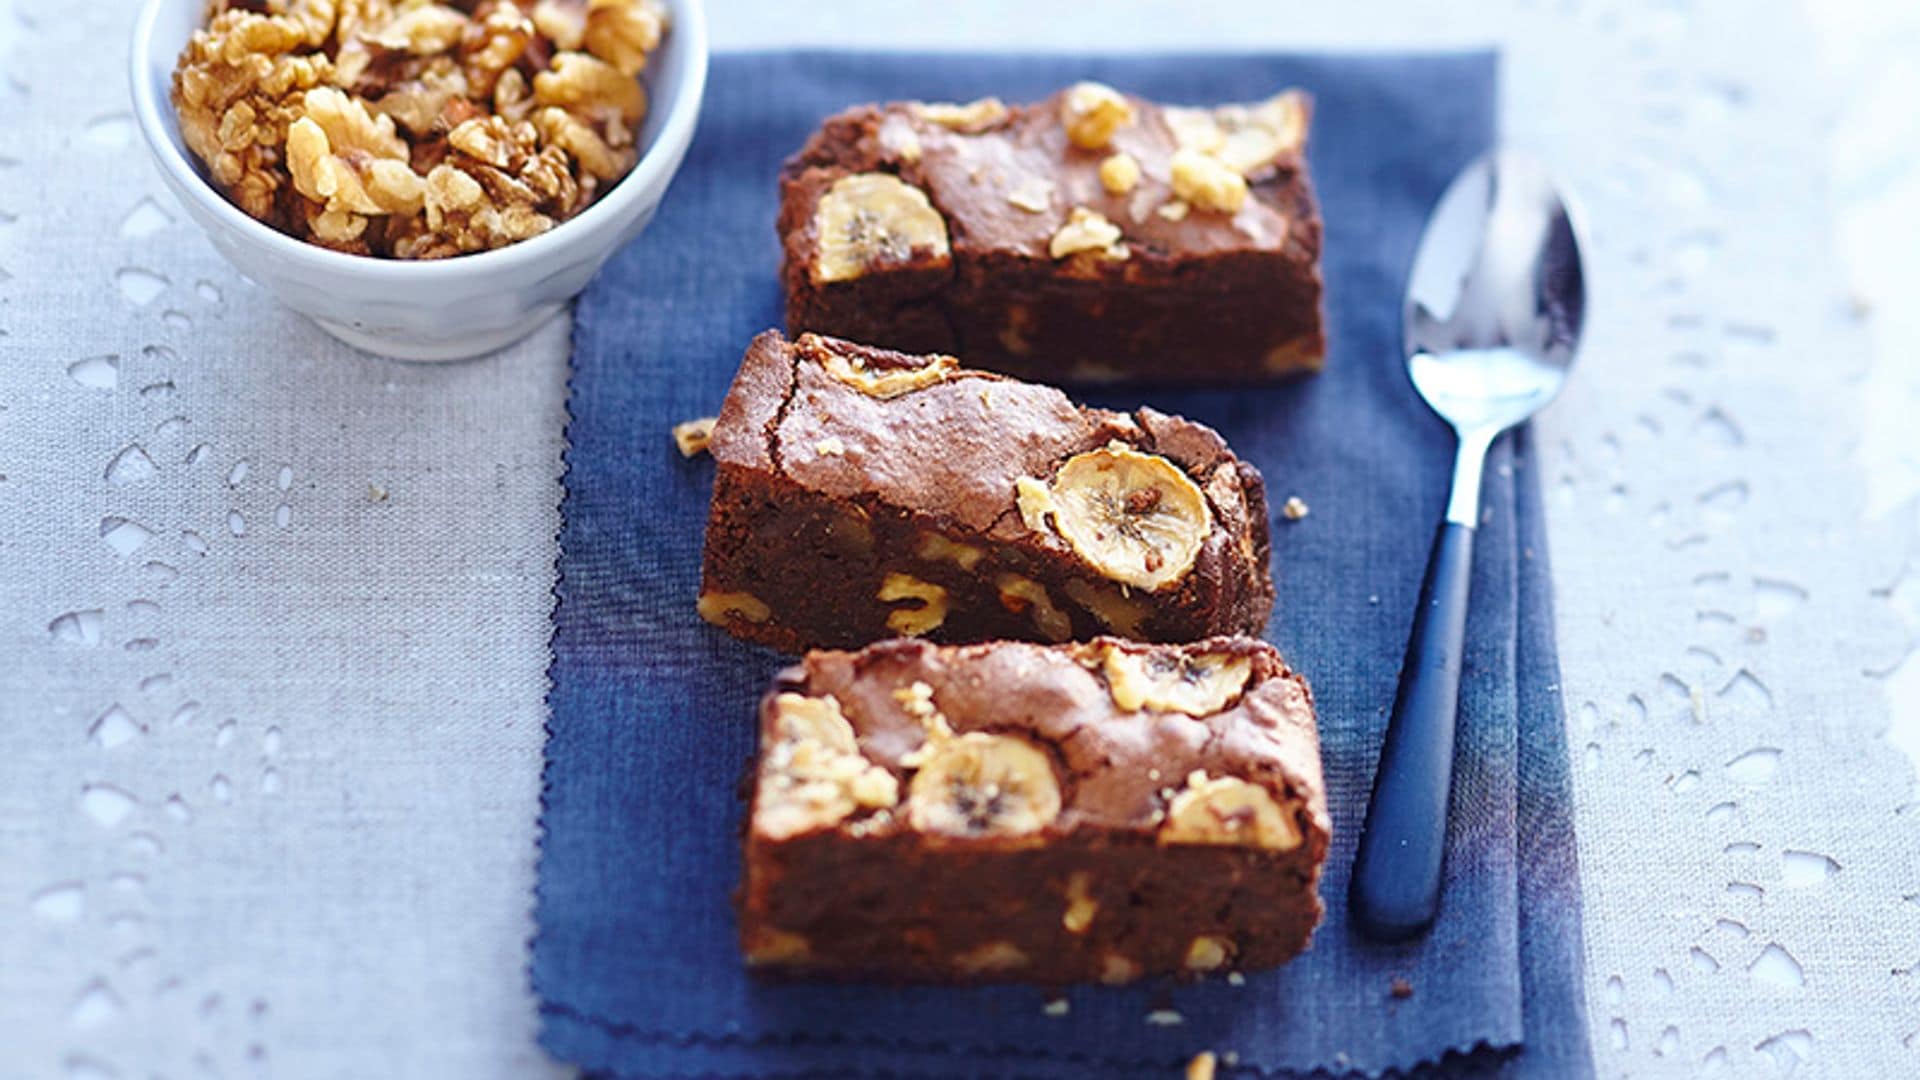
697,331,1274,652
778,84,1326,384
737,636,1330,983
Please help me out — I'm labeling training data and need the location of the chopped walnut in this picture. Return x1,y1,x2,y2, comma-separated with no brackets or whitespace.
170,0,669,259
1049,206,1127,261
532,0,667,76
370,5,469,55
1171,148,1248,214
389,113,578,257
671,416,716,457
754,694,899,840
173,10,338,221
914,97,1008,133
1060,81,1134,150
534,50,646,124
1098,152,1140,195
287,88,426,245
584,0,668,77
461,1,537,99
534,106,625,179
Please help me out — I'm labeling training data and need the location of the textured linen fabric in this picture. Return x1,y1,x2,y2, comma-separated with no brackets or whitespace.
536,50,1588,1077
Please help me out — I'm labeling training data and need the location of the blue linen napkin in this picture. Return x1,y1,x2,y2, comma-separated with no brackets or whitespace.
535,50,1591,1078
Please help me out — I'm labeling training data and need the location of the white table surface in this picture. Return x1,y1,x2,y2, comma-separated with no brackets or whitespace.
2,1,1916,1077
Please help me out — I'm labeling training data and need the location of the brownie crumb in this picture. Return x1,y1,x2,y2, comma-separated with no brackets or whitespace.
1390,977,1414,1000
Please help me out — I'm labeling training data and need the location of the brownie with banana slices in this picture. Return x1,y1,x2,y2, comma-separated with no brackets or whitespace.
778,83,1326,384
696,331,1274,653
737,636,1330,983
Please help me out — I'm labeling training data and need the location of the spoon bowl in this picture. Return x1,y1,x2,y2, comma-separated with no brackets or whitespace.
1405,151,1584,436
1349,150,1587,942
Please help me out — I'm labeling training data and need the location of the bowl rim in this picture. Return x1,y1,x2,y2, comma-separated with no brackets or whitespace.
128,0,709,281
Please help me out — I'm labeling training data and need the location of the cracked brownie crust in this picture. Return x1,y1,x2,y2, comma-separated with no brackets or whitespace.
778,85,1327,384
697,332,1275,653
737,636,1330,983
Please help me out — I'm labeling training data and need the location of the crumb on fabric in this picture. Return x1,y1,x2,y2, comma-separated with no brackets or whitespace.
672,416,717,457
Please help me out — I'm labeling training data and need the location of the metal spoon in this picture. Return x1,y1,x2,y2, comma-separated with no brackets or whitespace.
1349,151,1586,942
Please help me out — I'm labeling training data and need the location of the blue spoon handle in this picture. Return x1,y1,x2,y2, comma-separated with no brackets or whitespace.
1349,517,1477,941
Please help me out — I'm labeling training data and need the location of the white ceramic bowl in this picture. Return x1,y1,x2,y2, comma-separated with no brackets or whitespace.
130,0,708,361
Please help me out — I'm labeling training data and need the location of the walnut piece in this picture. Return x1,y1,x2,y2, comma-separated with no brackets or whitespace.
1170,148,1249,214
1061,578,1149,637
754,694,899,841
1049,206,1127,261
671,416,716,457
914,97,1009,133
1168,91,1309,176
1061,871,1097,933
916,532,984,571
1185,935,1233,972
995,574,1073,643
1098,152,1141,195
287,88,426,243
697,590,771,626
170,0,668,259
877,573,949,637
1061,81,1134,150
535,0,668,76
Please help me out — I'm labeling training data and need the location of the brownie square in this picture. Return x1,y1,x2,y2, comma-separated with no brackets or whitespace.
778,84,1326,384
697,331,1274,653
738,636,1330,983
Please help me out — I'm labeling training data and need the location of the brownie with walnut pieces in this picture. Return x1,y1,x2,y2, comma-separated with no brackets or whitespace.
697,331,1274,653
737,636,1330,983
778,83,1326,384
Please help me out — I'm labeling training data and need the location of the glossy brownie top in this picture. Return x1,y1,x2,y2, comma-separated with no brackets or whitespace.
749,636,1329,851
782,85,1316,267
709,331,1270,597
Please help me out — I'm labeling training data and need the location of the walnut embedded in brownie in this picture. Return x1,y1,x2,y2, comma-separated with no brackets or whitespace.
696,331,1274,652
737,636,1330,983
777,84,1327,384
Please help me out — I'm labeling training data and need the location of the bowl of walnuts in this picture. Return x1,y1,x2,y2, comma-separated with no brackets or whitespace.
130,0,708,361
